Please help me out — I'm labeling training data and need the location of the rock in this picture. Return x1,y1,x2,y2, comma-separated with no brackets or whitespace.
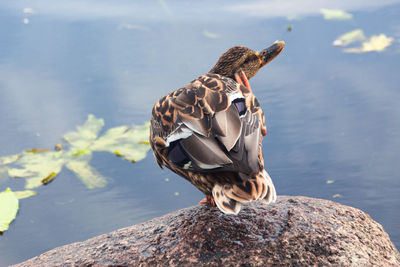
14,196,400,266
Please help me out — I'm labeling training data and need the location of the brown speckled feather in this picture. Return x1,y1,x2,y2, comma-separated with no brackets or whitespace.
150,73,264,169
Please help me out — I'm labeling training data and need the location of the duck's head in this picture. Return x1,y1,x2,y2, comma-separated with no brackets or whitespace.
210,41,285,80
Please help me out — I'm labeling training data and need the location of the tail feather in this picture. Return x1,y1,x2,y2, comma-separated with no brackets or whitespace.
212,184,241,215
212,169,276,214
261,169,277,204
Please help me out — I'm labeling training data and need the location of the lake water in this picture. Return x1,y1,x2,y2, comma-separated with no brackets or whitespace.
1,1,399,265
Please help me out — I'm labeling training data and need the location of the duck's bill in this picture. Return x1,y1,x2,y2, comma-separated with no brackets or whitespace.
259,40,285,67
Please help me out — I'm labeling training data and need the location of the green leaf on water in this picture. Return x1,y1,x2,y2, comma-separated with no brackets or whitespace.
344,34,394,53
63,114,105,150
138,141,150,145
333,29,366,47
114,150,123,157
8,167,35,178
0,154,21,165
92,122,151,162
334,29,394,53
70,148,92,157
65,159,107,189
320,8,353,20
0,187,19,233
8,151,64,189
13,190,37,199
0,115,150,190
63,114,150,163
326,180,335,184
333,194,342,198
203,30,220,39
0,115,152,232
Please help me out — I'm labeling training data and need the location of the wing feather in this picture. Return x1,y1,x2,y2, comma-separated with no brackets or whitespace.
180,134,233,169
214,105,242,151
150,73,265,181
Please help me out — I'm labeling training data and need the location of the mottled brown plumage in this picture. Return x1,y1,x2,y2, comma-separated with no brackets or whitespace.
150,41,285,214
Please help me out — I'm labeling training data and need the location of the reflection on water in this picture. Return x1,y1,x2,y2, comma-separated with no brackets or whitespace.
1,0,400,265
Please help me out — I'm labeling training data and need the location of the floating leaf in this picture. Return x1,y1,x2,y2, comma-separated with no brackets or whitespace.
203,30,220,39
0,154,21,165
286,15,301,21
23,7,35,14
25,148,50,154
65,159,107,189
92,123,151,162
8,151,64,189
333,29,366,47
114,150,123,157
70,148,91,157
8,168,35,178
320,8,353,20
138,141,150,145
63,114,104,150
0,115,150,190
333,194,342,198
344,34,394,53
326,180,335,184
0,188,19,233
13,190,37,199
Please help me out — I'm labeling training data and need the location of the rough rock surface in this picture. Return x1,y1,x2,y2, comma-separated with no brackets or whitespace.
15,196,399,267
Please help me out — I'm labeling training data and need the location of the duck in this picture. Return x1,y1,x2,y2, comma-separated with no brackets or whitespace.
150,40,285,214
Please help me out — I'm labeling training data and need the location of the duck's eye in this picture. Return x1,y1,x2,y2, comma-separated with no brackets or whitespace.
244,57,251,64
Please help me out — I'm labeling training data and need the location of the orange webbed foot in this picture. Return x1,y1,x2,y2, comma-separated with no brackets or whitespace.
198,196,215,206
262,127,267,136
234,69,252,93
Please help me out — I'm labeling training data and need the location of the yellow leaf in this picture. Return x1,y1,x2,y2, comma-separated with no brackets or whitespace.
203,30,220,39
333,29,366,47
321,8,353,20
65,160,107,189
114,150,123,157
63,114,105,150
7,151,65,189
0,154,21,165
0,188,19,233
13,190,37,199
344,34,394,53
92,122,151,162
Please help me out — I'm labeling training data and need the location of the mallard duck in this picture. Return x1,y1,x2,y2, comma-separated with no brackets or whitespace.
150,41,285,214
